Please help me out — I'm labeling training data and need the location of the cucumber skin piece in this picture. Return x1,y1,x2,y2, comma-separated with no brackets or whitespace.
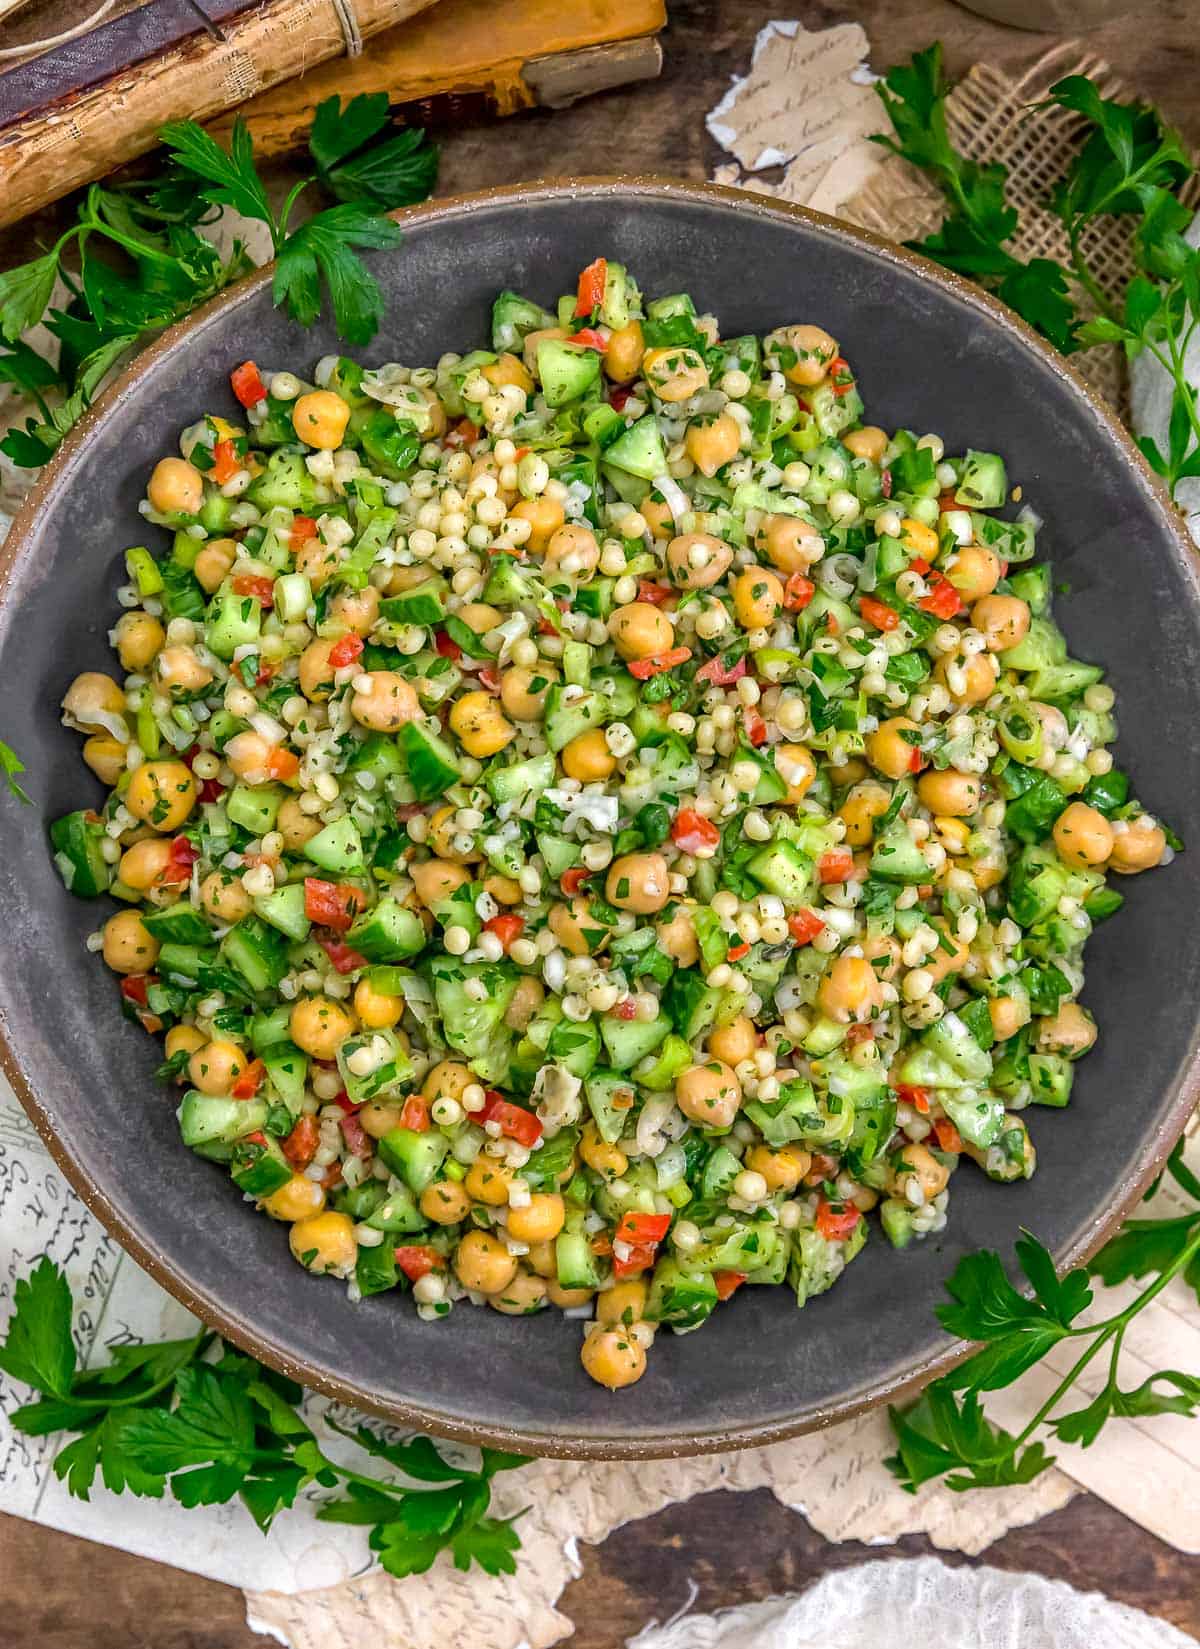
399,721,461,801
304,816,365,875
179,1091,268,1147
378,1126,449,1192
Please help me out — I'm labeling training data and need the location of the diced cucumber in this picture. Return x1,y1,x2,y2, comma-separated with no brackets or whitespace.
537,831,582,877
378,1126,449,1192
789,1219,867,1307
231,1136,292,1197
1008,563,1051,614
537,338,601,406
635,1033,693,1092
1025,661,1103,701
546,1016,601,1079
336,1028,412,1105
49,811,111,898
955,450,1007,509
1029,1052,1074,1107
220,914,289,992
940,1089,1005,1146
491,290,556,352
556,1230,601,1291
305,817,365,874
701,1144,741,1199
562,640,593,687
346,897,425,962
205,588,262,660
544,683,607,752
356,1243,399,1296
922,1011,994,1083
645,1257,718,1331
346,733,406,788
380,577,448,628
254,881,312,942
869,819,929,884
487,751,556,804
226,784,285,835
584,1068,637,1143
1000,615,1067,672
880,1198,917,1249
604,415,668,480
250,1004,294,1052
262,1041,308,1110
246,450,320,512
744,1076,821,1148
663,971,722,1040
179,1090,268,1147
599,1011,670,1070
399,720,461,800
141,901,212,945
802,1015,847,1057
365,1181,427,1232
747,838,813,907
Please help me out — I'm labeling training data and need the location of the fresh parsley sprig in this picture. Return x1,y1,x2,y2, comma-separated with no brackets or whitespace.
0,95,436,469
0,1257,527,1576
873,45,1200,499
887,1136,1200,1492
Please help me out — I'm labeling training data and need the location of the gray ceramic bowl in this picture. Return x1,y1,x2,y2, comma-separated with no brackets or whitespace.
1,180,1198,1459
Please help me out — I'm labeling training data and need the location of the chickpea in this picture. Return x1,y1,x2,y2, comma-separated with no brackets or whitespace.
458,602,502,634
770,323,838,387
327,585,381,635
842,425,888,463
194,869,250,923
708,1014,758,1066
420,1179,471,1225
609,601,675,660
827,757,868,788
291,390,351,450
290,996,355,1060
1052,801,1113,870
125,759,197,832
898,516,940,563
686,412,741,478
580,1122,627,1180
114,612,166,672
294,536,342,590
838,781,891,846
148,456,203,516
225,730,275,781
155,645,213,696
422,1060,473,1104
454,1229,518,1294
510,495,566,552
353,977,404,1029
290,639,332,705
464,1156,516,1206
262,1173,326,1221
500,664,557,721
384,564,432,597
525,1240,558,1279
482,352,534,394
188,1039,246,1095
581,1326,646,1388
676,1060,742,1128
604,319,644,383
990,993,1031,1042
933,651,999,706
485,873,522,906
818,955,881,1023
642,344,709,402
743,1143,811,1193
1109,818,1166,875
861,932,901,981
666,532,733,591
504,975,545,1033
521,325,568,374
544,523,600,574
194,539,237,594
562,727,616,783
973,594,1031,653
427,804,481,863
351,673,422,733
776,743,817,804
445,690,513,758
893,1142,950,1201
1038,1001,1097,1059
866,717,923,780
656,905,699,967
596,1279,648,1328
359,1102,402,1139
606,852,670,915
549,897,610,957
277,795,321,851
489,1270,549,1315
101,910,159,975
732,565,784,629
82,736,127,787
946,542,1002,602
755,512,823,575
165,1023,206,1061
62,672,126,735
290,1210,357,1275
506,1192,566,1245
923,922,970,985
410,858,471,906
548,1280,595,1309
917,769,982,818
642,494,674,540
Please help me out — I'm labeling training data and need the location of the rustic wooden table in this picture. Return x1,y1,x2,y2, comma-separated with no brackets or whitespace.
2,0,1199,1642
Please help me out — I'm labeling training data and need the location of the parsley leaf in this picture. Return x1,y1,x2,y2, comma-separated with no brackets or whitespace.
274,205,405,346
0,739,31,804
310,94,438,208
0,1256,76,1397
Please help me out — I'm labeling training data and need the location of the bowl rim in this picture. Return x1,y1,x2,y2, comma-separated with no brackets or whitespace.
2,174,1197,1460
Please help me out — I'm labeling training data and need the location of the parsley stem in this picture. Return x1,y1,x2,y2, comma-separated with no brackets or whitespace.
1066,228,1117,324
309,1450,410,1500
275,178,313,249
67,1330,212,1410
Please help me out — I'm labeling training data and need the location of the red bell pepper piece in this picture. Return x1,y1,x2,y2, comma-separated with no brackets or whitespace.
637,580,674,606
894,1082,931,1114
446,418,480,447
477,1091,543,1148
695,652,747,686
575,257,607,316
304,878,363,933
783,573,815,612
714,1270,747,1301
743,707,767,747
212,438,240,485
859,595,898,632
231,1058,265,1100
289,515,318,550
609,384,634,412
119,974,151,1006
395,1245,442,1281
917,572,965,620
266,747,300,782
478,665,502,693
328,634,364,669
163,834,199,882
434,628,462,661
483,912,525,950
282,1115,319,1169
231,573,275,605
818,848,855,884
567,327,607,351
340,1111,371,1158
613,997,638,1020
332,1089,359,1113
230,360,267,407
627,646,692,680
616,1212,672,1245
560,867,589,896
933,1117,964,1154
815,1198,862,1242
828,356,855,397
316,934,368,974
399,1094,431,1134
787,909,825,945
726,941,751,962
670,807,720,855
